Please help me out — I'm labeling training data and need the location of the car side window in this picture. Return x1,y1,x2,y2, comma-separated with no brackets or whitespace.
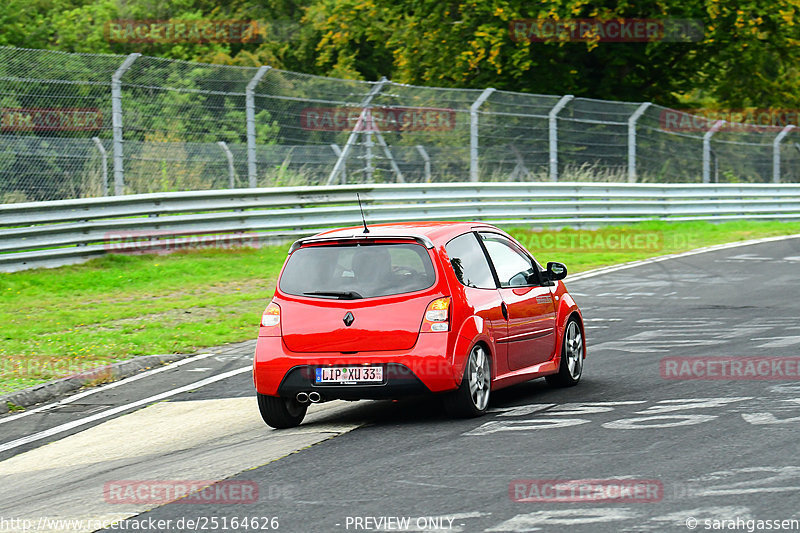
480,233,536,288
445,233,496,289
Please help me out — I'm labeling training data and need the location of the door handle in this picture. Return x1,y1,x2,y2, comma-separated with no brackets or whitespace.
501,302,508,320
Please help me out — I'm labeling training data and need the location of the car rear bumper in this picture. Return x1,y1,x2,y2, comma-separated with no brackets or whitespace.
276,363,431,400
253,333,459,397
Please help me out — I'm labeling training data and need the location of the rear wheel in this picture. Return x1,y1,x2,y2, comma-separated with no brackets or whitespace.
257,393,308,429
443,344,491,418
546,318,584,387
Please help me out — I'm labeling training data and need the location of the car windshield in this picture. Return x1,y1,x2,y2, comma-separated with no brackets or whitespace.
280,242,436,299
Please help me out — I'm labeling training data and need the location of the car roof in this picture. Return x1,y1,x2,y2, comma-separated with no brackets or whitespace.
309,221,502,246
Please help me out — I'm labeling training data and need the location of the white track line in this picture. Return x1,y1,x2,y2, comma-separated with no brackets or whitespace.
0,352,218,426
568,233,800,282
0,366,251,454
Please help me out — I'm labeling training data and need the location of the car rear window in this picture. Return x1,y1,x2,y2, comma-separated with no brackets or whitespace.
279,242,436,299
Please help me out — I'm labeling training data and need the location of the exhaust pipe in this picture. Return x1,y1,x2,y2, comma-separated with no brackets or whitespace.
308,391,321,403
296,392,309,403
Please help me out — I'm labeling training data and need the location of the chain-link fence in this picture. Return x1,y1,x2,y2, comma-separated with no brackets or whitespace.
1,46,799,203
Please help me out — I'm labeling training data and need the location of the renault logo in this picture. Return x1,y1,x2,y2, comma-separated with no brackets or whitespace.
343,312,355,327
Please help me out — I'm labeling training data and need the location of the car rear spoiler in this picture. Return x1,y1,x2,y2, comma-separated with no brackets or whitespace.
289,233,435,254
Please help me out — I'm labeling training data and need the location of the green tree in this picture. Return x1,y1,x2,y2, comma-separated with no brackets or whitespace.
305,0,800,107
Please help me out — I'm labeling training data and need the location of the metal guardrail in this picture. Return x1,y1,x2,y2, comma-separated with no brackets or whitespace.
2,182,800,272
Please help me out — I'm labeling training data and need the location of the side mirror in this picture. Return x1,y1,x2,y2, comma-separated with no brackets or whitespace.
544,261,568,282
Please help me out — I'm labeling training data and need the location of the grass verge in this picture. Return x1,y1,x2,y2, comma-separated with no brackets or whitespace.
2,220,799,395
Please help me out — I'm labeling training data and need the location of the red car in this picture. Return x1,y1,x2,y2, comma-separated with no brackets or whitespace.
253,222,585,428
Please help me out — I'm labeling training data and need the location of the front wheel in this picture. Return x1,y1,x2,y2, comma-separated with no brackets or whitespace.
546,318,584,387
443,344,491,418
257,393,308,429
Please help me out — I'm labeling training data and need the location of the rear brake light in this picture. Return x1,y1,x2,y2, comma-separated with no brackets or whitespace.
261,302,280,327
422,297,450,332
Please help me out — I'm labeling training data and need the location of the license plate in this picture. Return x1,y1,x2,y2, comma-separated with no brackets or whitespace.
315,366,383,384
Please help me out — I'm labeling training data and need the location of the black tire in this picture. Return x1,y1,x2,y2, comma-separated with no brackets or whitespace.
546,318,584,387
257,393,308,429
443,344,491,418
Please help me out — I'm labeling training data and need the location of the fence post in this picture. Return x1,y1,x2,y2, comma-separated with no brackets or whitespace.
702,120,725,183
509,145,531,181
111,53,140,196
91,137,109,196
469,88,495,182
416,145,431,182
627,102,652,183
329,144,345,183
548,95,574,182
373,130,405,182
773,125,796,183
246,66,271,188
365,122,375,183
326,77,387,185
217,141,235,188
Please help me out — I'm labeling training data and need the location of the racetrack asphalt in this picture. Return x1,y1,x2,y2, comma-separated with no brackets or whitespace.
1,235,799,532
